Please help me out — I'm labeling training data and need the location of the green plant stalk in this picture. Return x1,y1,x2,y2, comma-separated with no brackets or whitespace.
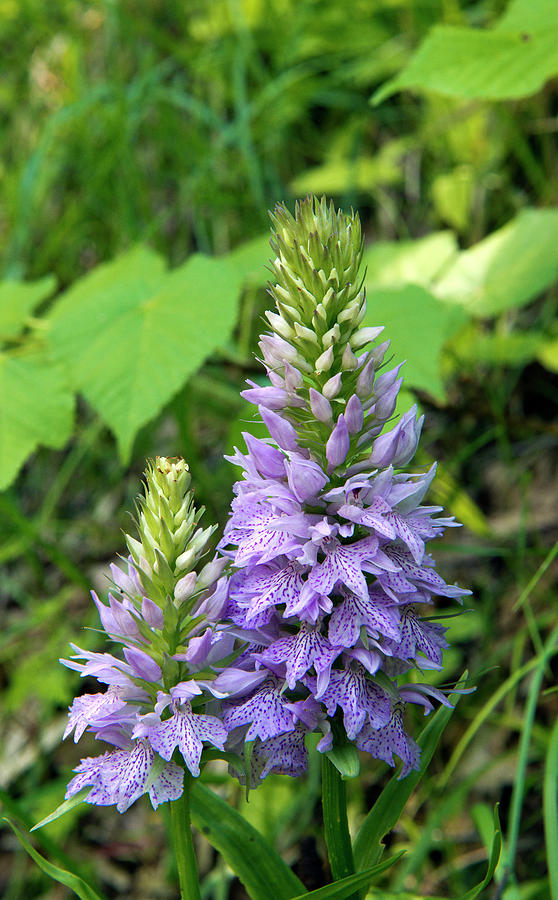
544,717,558,900
170,774,202,900
498,624,558,892
321,756,358,899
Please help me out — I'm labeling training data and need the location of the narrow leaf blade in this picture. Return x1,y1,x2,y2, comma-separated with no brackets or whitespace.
2,818,106,900
461,805,502,900
190,782,306,900
290,852,405,900
31,790,89,832
544,719,558,900
353,682,465,872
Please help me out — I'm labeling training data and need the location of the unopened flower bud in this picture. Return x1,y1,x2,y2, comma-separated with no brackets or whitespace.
260,406,299,451
356,356,375,398
286,454,329,502
323,373,342,399
196,556,228,591
174,571,197,602
375,377,402,419
369,406,423,468
350,326,384,350
342,343,358,371
326,414,350,469
309,388,332,422
345,394,364,433
315,346,334,373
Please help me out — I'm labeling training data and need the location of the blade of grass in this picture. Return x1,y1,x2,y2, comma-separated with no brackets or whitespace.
353,675,469,878
544,718,558,900
438,646,558,790
289,852,405,900
513,540,558,612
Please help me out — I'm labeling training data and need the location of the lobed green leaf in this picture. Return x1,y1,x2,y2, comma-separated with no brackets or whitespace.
47,246,243,463
0,349,74,491
373,0,558,103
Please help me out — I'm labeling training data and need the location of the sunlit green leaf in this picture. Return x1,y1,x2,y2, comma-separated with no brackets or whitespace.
47,246,243,462
0,276,56,340
373,0,558,104
363,284,467,400
226,235,270,287
325,742,360,780
537,337,558,373
446,325,545,368
0,349,74,491
362,232,458,289
435,209,558,316
291,140,408,195
431,166,474,232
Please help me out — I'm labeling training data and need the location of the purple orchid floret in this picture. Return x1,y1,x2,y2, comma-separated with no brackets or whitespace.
217,197,470,783
65,738,184,812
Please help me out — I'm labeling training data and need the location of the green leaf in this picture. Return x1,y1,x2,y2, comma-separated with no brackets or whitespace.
353,683,465,874
190,782,306,900
373,0,558,104
290,140,408,195
289,852,405,900
435,209,558,317
543,718,558,900
537,337,558,373
325,742,360,780
226,234,270,287
362,231,458,289
0,276,56,340
321,756,356,897
47,246,243,462
431,166,474,233
31,790,90,833
0,349,74,490
2,818,106,900
363,284,467,400
461,805,502,899
446,325,545,368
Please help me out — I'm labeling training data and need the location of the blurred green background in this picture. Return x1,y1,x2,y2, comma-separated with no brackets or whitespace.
1,0,558,898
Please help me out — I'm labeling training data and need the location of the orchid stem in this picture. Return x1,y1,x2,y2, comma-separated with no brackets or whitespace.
322,755,358,900
170,773,201,900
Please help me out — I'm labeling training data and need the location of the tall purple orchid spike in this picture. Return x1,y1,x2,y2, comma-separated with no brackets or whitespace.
218,196,470,783
61,457,233,813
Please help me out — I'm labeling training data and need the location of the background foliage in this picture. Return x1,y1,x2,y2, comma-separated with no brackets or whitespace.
1,0,557,898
